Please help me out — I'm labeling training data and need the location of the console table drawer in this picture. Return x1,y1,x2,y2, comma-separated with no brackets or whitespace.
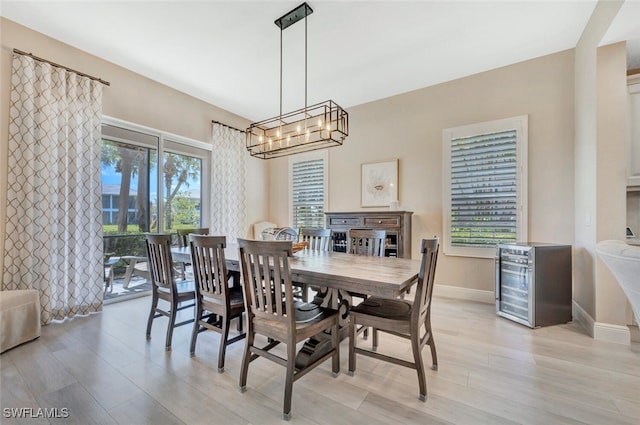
328,217,361,226
363,216,401,227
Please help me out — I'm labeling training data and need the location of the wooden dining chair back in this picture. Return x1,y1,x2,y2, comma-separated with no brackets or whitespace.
274,227,299,241
299,227,331,251
347,229,386,256
297,228,332,301
176,227,209,247
189,235,246,372
237,238,340,420
175,228,209,279
346,228,386,318
348,238,439,401
145,233,195,350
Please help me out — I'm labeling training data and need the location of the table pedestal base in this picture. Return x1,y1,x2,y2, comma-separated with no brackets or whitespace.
295,287,353,369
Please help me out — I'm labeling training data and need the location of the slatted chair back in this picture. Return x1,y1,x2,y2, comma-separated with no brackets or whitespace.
238,239,295,325
414,238,439,325
176,227,209,247
145,233,177,293
189,235,230,304
347,229,386,256
299,228,331,251
274,227,299,242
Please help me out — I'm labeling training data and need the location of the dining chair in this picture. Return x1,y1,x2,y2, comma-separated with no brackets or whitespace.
297,228,332,301
145,233,196,350
348,238,439,401
347,228,387,338
189,235,245,372
176,228,209,279
274,227,299,241
299,227,331,251
347,228,386,256
237,238,340,421
177,228,209,247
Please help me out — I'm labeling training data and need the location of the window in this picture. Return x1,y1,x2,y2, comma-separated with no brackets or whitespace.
442,115,527,258
289,151,328,229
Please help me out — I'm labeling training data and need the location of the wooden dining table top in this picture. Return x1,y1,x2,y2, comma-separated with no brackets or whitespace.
171,244,422,298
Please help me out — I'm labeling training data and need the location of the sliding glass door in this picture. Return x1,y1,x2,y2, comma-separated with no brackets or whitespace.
100,121,210,300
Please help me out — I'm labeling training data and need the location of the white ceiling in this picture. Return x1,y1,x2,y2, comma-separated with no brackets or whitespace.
2,1,639,122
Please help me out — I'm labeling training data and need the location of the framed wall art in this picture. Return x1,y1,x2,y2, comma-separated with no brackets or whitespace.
361,159,398,207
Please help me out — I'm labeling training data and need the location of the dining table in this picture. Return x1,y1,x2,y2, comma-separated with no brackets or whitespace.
171,243,422,367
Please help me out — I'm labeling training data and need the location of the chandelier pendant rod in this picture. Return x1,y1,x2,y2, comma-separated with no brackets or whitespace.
280,25,283,121
305,12,308,112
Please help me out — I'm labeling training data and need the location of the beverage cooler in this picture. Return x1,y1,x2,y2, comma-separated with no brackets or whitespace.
495,243,572,328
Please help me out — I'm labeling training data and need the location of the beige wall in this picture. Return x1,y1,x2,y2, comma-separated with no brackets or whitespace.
0,18,268,279
269,50,576,292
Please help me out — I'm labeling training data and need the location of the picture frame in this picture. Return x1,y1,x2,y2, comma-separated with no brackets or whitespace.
361,159,398,207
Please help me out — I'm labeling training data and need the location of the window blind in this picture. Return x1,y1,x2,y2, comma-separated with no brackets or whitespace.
450,129,517,247
292,158,325,228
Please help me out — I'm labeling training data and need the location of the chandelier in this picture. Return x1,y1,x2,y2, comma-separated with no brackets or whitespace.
246,2,348,159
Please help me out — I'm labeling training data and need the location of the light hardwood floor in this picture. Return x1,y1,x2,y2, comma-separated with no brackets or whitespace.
1,294,639,424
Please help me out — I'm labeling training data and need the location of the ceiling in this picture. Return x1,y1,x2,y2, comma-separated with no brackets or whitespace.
2,1,640,122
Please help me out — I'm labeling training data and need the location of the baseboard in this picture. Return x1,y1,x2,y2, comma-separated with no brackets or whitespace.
629,325,640,343
572,301,595,338
572,301,632,344
434,284,494,304
593,322,631,345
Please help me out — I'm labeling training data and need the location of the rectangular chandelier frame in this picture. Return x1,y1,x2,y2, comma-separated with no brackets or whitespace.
246,100,348,159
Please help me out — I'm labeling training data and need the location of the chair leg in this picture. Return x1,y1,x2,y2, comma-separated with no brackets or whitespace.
331,321,340,376
348,316,356,376
372,328,379,351
283,341,296,420
428,330,438,371
146,292,158,339
190,302,202,355
239,330,253,392
165,299,177,350
218,315,231,373
411,332,427,401
237,313,243,332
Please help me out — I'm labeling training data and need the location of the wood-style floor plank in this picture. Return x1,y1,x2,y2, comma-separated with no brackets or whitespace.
1,294,638,424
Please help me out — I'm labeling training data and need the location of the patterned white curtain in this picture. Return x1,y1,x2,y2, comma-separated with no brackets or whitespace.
2,53,104,323
211,123,247,241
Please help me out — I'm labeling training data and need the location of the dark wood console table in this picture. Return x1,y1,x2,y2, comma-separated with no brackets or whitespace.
325,211,413,258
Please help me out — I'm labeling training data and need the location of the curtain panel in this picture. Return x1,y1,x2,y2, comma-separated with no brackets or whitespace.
3,53,104,323
211,123,247,241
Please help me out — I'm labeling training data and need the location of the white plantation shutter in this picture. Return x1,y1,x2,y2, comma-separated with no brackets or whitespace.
451,130,517,246
290,152,328,229
443,116,527,258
